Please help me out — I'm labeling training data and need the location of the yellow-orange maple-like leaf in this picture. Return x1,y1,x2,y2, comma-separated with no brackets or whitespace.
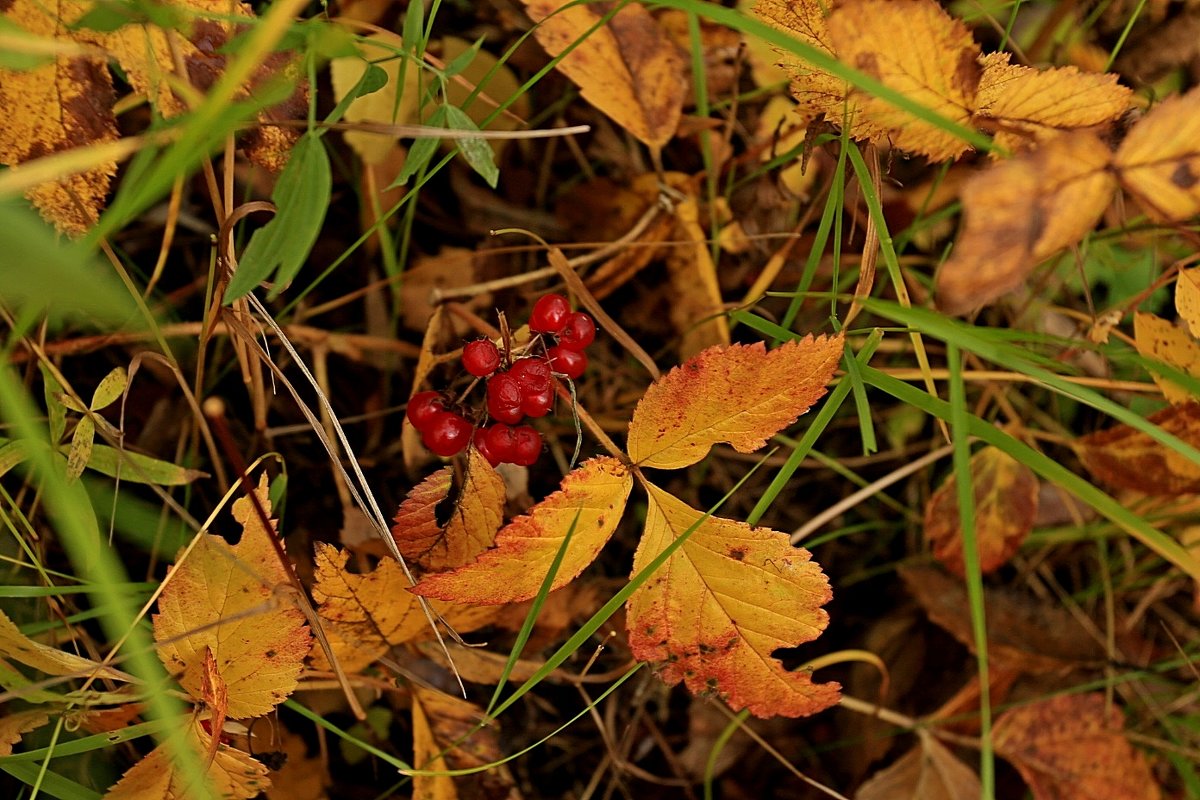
412,457,633,605
521,0,684,151
936,131,1115,314
310,544,496,673
826,0,980,161
411,686,518,800
924,446,1038,576
626,483,839,718
102,719,270,800
393,450,506,573
1134,312,1200,405
154,478,310,719
1072,403,1200,496
994,694,1162,800
1115,86,1200,222
627,335,842,470
0,710,50,757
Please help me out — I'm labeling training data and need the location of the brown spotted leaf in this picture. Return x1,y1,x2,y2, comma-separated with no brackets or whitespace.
924,446,1038,576
154,477,310,718
412,457,633,605
994,694,1162,800
627,334,842,470
1133,312,1200,405
936,131,1116,314
1073,403,1200,495
627,483,839,718
1114,85,1200,222
521,0,684,150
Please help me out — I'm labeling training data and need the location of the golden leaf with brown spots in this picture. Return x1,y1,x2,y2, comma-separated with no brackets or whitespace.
1133,312,1200,405
1073,403,1200,496
1115,86,1200,222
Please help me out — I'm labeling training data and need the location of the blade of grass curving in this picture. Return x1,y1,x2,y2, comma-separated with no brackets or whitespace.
283,699,411,770
1,719,169,763
947,342,994,796
485,510,583,716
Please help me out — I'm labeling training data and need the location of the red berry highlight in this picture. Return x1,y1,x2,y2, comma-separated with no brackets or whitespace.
529,293,571,334
547,345,587,380
486,373,525,425
511,425,542,466
558,312,595,350
422,411,472,457
406,391,444,430
462,339,501,377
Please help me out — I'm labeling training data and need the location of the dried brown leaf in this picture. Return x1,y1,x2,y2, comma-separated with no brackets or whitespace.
856,737,981,800
1073,403,1200,495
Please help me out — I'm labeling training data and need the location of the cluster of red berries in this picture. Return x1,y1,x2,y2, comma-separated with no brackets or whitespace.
405,294,597,466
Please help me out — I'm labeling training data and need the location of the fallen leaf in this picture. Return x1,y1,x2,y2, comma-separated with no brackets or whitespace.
412,457,633,605
626,483,840,718
77,703,145,734
394,454,507,569
416,641,546,686
666,197,731,359
1133,312,1200,405
0,709,50,756
936,131,1116,315
924,446,1039,576
522,0,685,150
856,736,981,800
826,0,979,161
1073,403,1200,495
1114,86,1200,222
0,606,127,681
1175,268,1200,339
329,31,419,166
994,693,1162,800
310,544,496,672
627,334,842,469
973,52,1131,153
411,686,521,800
103,719,270,800
154,477,311,719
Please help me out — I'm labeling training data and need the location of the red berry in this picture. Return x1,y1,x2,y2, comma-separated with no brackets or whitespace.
406,391,444,430
422,411,472,457
547,345,587,380
558,312,595,350
462,339,501,377
511,425,542,466
485,424,519,463
473,428,502,466
521,383,554,418
530,293,571,334
486,373,525,425
509,356,552,393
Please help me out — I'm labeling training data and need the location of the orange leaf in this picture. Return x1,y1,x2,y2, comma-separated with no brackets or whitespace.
1114,86,1200,222
0,710,50,757
412,457,633,604
392,466,453,565
626,483,839,718
310,543,496,672
199,648,229,763
994,694,1162,800
411,686,519,800
1072,403,1200,495
825,0,980,161
924,446,1038,576
521,0,684,150
936,131,1115,314
154,477,311,719
857,737,981,800
102,719,270,800
627,335,842,470
1133,312,1200,405
973,52,1131,153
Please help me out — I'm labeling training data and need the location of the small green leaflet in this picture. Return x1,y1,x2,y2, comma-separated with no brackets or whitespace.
225,132,332,302
388,104,499,189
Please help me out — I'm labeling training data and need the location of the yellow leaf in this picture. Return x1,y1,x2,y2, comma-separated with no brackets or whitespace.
0,606,127,681
89,365,127,410
1134,312,1200,405
393,450,506,573
521,0,685,150
826,0,980,161
627,335,842,469
973,52,1131,153
441,35,531,163
310,544,496,673
154,477,310,718
1072,403,1200,496
330,31,420,165
666,197,731,359
924,446,1038,576
413,457,633,605
0,709,50,756
628,484,839,718
1114,86,1200,222
936,131,1115,315
102,719,270,800
1176,268,1200,339
411,686,519,800
65,414,94,482
994,694,1162,800
857,737,981,800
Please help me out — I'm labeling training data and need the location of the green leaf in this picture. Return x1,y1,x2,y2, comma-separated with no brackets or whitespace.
324,63,389,129
444,104,499,188
225,132,332,302
0,439,30,478
443,36,484,80
80,445,206,486
40,364,66,444
389,105,447,189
